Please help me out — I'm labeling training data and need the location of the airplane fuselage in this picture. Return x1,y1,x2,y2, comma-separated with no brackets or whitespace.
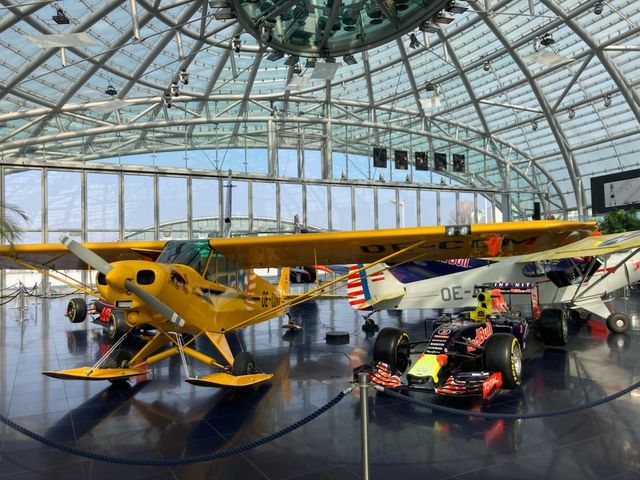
360,251,640,318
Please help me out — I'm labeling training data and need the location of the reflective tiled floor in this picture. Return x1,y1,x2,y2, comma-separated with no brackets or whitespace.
2,293,640,479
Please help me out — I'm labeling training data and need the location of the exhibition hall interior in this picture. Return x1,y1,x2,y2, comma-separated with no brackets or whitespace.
0,0,640,479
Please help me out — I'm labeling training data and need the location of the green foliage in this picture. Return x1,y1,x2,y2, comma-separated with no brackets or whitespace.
598,209,640,234
0,203,27,245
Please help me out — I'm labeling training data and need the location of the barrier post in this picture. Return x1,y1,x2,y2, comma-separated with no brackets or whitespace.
358,371,370,480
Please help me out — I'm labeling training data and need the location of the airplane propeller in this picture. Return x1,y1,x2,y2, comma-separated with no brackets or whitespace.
60,236,185,327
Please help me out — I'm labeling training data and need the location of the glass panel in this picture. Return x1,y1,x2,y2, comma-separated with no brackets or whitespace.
307,184,328,230
124,175,154,234
420,190,437,226
47,170,81,230
355,187,374,230
158,176,187,225
278,149,298,177
230,180,248,220
192,178,219,238
398,189,418,228
87,173,119,231
88,231,119,242
458,192,476,224
304,150,321,179
331,186,352,231
479,195,494,223
440,191,457,225
280,183,302,231
5,169,41,233
253,182,277,233
377,188,396,229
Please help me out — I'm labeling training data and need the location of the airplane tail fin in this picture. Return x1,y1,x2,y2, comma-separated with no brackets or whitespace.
347,264,404,311
278,267,290,296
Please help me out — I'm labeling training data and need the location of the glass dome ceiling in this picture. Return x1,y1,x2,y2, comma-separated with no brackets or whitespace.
0,0,638,218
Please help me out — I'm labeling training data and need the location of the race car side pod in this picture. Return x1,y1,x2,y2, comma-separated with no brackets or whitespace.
374,380,640,420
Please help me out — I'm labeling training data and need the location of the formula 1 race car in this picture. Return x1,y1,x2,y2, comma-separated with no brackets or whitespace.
369,289,568,398
66,297,131,341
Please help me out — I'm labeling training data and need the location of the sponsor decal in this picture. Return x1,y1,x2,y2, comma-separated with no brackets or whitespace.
466,323,493,352
483,372,503,398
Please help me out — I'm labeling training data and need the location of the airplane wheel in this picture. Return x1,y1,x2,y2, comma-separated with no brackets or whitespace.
107,310,128,341
606,313,630,334
569,308,590,324
232,351,256,376
539,308,568,346
66,298,87,323
373,327,410,374
484,333,522,389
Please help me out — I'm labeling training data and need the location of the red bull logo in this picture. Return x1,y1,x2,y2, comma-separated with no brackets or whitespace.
467,323,493,352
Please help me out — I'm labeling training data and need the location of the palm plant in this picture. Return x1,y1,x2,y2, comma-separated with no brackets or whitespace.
0,203,28,245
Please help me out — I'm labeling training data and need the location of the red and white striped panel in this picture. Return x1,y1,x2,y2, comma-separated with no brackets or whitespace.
347,265,370,310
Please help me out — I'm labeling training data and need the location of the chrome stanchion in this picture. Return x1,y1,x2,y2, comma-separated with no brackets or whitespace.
358,372,370,480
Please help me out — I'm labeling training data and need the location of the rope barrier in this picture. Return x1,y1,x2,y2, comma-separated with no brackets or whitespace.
0,386,351,466
377,380,640,420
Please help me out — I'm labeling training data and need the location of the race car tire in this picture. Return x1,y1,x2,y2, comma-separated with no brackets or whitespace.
232,351,256,376
484,333,522,389
107,310,128,341
606,313,630,334
373,327,410,374
539,308,568,346
66,297,87,323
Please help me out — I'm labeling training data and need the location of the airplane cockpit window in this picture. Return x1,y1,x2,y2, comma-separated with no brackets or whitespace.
522,262,546,278
205,253,238,288
157,241,211,274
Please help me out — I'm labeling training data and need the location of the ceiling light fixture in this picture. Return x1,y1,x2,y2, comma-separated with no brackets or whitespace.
105,84,117,96
409,33,421,49
292,63,302,75
178,70,189,85
232,35,241,53
604,93,612,107
594,1,604,14
531,120,539,131
163,91,172,108
483,60,491,72
52,7,70,25
540,33,555,47
568,107,576,119
267,50,285,61
284,54,300,66
170,83,180,97
343,54,357,65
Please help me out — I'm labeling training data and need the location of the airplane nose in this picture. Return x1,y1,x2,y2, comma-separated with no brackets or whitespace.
105,265,135,292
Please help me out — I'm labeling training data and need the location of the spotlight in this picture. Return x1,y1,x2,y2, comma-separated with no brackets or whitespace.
325,57,336,63
293,63,302,75
52,7,70,25
378,173,385,182
540,33,555,47
232,35,241,53
267,50,284,61
445,2,469,14
170,82,180,97
105,84,117,96
568,107,576,119
284,54,300,66
483,60,491,72
409,33,421,49
343,54,357,65
305,58,316,68
531,120,538,131
425,82,438,92
594,1,603,14
163,91,172,108
604,93,612,107
178,70,189,85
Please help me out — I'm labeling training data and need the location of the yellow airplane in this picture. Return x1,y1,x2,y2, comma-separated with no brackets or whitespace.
0,220,596,389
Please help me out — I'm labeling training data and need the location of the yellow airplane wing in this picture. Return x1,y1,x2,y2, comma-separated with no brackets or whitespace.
209,220,597,268
0,240,166,270
516,230,640,263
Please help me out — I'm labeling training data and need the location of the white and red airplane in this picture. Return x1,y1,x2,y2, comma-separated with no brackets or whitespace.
348,230,640,334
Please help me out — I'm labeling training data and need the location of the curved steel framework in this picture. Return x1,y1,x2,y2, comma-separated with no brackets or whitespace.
0,0,638,220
